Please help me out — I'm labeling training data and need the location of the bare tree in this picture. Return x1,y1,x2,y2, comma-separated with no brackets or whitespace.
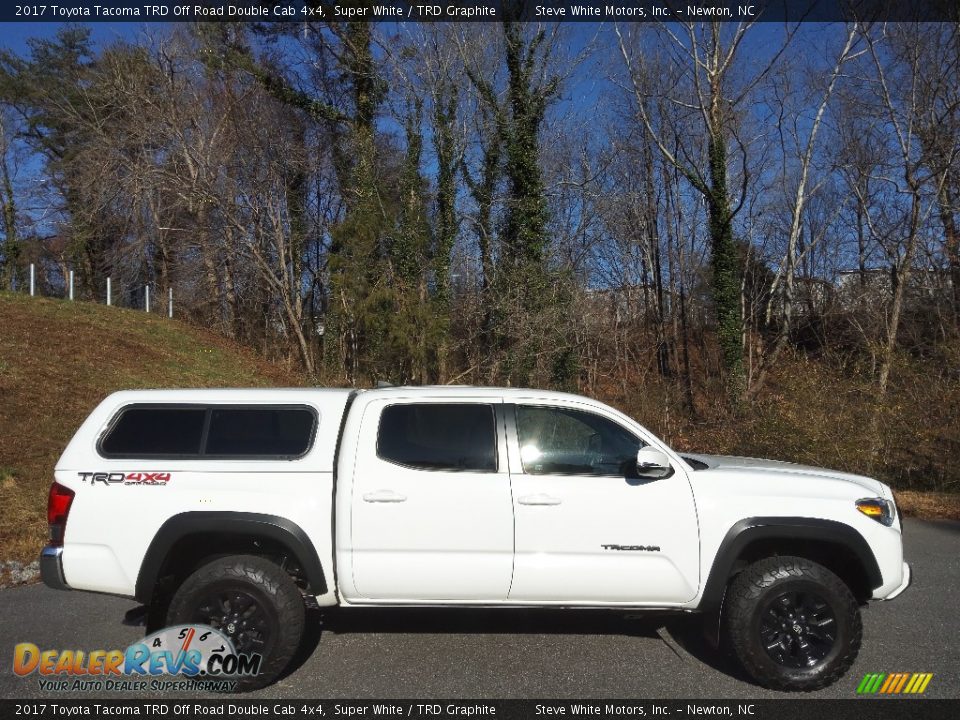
616,21,798,399
747,24,865,399
911,21,960,319
0,107,19,289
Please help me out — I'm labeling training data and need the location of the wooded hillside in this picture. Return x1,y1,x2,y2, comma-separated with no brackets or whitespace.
1,17,958,496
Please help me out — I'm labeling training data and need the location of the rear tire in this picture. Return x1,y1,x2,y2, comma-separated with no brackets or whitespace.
723,555,861,692
166,554,305,692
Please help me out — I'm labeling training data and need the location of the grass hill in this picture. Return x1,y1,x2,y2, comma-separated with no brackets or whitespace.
0,292,305,569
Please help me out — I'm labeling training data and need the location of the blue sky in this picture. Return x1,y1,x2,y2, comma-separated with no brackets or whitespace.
1,21,148,54
1,18,852,263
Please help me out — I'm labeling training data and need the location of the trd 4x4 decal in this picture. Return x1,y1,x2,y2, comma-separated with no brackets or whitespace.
78,472,171,486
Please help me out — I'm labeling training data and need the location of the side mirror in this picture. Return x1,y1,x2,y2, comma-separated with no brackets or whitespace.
635,446,672,478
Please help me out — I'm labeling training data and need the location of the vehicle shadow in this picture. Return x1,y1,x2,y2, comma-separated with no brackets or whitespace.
320,606,672,636
657,616,755,685
280,606,726,682
137,600,753,687
281,606,327,682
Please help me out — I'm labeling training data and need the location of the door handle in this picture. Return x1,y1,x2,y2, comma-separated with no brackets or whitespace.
362,490,408,503
517,493,562,506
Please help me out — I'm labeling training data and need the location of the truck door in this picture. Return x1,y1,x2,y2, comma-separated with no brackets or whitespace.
348,398,514,601
506,402,700,604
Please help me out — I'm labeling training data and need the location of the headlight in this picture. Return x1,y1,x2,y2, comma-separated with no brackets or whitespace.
856,497,895,526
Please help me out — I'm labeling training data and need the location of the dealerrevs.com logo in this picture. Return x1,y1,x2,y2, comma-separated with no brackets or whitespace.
13,625,261,692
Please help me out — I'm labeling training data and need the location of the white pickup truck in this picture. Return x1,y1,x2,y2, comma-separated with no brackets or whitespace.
41,387,909,692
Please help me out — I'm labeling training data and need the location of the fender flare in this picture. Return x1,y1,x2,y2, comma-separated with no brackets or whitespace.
699,516,883,611
135,512,327,603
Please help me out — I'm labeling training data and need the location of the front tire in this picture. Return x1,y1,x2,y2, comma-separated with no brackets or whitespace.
723,556,861,691
166,554,306,691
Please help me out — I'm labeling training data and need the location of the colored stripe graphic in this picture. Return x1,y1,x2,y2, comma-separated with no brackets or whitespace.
857,672,933,694
856,674,874,694
893,673,909,693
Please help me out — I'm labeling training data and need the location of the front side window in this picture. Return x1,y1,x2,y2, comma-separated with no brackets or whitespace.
377,403,497,472
516,405,642,477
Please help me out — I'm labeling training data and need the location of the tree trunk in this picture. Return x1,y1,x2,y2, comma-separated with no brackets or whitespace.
869,186,922,465
706,130,745,397
643,137,669,377
936,181,960,318
197,207,225,328
0,135,18,290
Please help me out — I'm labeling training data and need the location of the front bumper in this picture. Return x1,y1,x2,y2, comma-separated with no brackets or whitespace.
40,546,71,591
882,561,911,601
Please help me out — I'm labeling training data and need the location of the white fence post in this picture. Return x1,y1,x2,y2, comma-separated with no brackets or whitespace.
68,270,74,301
168,288,173,319
29,264,35,296
145,285,150,313
106,277,112,307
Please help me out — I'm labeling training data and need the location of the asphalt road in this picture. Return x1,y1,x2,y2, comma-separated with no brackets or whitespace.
1,518,957,700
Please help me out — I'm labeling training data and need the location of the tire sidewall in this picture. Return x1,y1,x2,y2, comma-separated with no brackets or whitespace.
165,556,305,691
745,576,852,685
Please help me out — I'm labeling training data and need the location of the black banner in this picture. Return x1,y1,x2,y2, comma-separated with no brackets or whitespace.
1,700,959,720
2,0,959,24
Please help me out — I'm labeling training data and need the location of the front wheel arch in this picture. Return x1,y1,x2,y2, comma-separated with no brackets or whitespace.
701,517,883,612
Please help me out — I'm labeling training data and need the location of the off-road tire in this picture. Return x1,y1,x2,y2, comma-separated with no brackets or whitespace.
166,554,306,692
723,556,862,692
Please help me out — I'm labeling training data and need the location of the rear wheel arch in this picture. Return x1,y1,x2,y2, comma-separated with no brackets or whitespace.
136,512,327,605
700,517,883,610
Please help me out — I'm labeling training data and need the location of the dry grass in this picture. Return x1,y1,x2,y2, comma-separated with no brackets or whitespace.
0,292,304,565
895,490,960,521
593,347,960,521
605,349,960,497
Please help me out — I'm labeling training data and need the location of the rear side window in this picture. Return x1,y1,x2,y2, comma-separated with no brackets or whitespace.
99,407,205,457
206,407,314,457
98,405,316,459
377,403,497,472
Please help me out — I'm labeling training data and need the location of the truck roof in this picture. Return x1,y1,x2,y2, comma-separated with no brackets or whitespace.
363,385,598,404
100,388,354,402
99,386,592,404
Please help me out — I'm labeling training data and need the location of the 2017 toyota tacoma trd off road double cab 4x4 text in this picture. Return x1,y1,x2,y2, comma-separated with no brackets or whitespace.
40,386,910,691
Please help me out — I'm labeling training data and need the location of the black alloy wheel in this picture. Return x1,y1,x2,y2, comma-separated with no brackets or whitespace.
166,554,306,691
758,590,837,669
723,555,862,691
193,587,275,656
